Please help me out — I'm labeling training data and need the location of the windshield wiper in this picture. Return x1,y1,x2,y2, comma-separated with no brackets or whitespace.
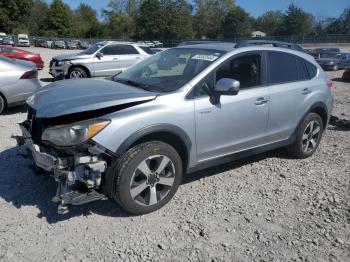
114,78,148,90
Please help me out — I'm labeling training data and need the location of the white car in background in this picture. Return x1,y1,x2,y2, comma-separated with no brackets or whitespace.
0,32,7,43
49,41,154,79
17,34,30,47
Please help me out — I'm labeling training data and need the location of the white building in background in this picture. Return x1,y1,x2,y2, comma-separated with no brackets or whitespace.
251,31,266,38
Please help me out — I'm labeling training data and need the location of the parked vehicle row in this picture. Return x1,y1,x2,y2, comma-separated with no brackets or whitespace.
316,52,350,71
34,39,90,50
137,40,163,48
14,40,334,216
0,32,30,47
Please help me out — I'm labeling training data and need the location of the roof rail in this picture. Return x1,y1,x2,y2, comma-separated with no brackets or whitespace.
236,40,305,52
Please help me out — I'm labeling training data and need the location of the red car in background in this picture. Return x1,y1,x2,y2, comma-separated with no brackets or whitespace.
0,45,44,69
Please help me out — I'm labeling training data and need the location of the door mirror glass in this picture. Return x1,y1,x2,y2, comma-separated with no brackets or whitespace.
214,78,240,96
96,52,104,59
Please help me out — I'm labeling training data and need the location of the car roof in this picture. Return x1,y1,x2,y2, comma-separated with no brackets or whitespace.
176,42,235,52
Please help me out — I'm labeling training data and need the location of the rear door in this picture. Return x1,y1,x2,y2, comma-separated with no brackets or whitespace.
93,44,141,77
265,51,317,143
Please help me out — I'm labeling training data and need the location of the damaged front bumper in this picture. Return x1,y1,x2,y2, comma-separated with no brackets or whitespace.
17,122,109,214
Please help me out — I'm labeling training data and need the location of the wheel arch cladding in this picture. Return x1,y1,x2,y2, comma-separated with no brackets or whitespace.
116,124,191,170
309,102,328,130
69,64,91,77
0,91,7,106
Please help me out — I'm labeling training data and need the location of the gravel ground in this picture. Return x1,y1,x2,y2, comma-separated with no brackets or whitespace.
0,47,349,262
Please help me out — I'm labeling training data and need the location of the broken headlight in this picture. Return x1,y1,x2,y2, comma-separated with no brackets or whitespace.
42,119,110,146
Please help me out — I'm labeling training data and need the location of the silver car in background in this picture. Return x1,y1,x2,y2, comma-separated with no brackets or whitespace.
0,56,41,114
49,41,153,80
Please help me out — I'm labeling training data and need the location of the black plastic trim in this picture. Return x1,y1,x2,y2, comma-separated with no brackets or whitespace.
115,124,192,158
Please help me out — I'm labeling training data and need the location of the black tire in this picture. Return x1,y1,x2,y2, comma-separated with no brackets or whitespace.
0,95,5,114
287,113,324,159
68,67,88,79
112,141,183,215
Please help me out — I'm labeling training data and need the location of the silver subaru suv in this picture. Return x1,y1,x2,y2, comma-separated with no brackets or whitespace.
18,41,333,215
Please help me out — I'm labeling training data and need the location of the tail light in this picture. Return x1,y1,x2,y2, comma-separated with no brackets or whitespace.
20,70,38,79
326,79,333,90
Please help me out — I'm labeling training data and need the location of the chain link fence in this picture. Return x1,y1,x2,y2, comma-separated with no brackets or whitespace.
27,34,350,48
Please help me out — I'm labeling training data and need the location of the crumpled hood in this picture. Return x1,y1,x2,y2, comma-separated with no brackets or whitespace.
52,53,91,61
28,79,157,118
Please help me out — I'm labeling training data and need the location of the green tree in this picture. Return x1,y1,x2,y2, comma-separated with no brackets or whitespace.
0,0,33,33
282,4,314,35
327,8,350,34
27,0,49,36
108,12,135,39
193,0,234,39
255,11,284,36
222,6,252,38
45,0,73,37
72,3,101,38
136,0,163,39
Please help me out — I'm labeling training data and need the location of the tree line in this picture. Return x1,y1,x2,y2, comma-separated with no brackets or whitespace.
0,0,349,40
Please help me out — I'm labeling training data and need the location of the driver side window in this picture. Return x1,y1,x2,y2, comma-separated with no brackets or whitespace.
194,53,262,98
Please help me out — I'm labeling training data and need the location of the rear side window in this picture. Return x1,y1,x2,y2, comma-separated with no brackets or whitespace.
267,51,298,84
305,61,317,79
138,46,154,55
297,57,308,81
102,44,139,55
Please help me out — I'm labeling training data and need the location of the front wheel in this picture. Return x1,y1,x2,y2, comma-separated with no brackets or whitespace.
68,67,88,79
0,95,5,114
113,141,183,215
287,113,323,158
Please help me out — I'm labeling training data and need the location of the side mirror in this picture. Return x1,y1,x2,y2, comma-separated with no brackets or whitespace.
96,52,104,59
214,78,240,96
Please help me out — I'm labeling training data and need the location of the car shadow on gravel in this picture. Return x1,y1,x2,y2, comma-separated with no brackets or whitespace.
0,146,128,224
183,151,280,184
2,105,27,115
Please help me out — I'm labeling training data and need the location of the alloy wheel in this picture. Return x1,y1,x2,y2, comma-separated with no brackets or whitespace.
302,120,321,153
130,155,175,206
70,70,85,79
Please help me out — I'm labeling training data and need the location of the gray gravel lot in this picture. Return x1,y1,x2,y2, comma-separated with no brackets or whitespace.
0,47,349,261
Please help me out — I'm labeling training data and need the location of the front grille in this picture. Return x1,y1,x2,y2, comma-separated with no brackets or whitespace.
27,107,43,143
49,59,56,68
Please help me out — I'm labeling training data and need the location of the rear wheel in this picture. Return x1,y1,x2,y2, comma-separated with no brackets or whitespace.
287,113,323,158
113,141,183,215
0,95,5,114
68,67,88,79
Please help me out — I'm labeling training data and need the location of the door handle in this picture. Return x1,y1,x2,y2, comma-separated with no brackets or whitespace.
302,88,312,95
113,58,118,61
255,97,269,105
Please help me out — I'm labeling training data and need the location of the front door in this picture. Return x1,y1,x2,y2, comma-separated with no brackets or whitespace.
194,52,269,162
93,44,141,77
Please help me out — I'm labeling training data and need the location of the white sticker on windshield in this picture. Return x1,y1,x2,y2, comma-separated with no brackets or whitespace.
191,54,219,61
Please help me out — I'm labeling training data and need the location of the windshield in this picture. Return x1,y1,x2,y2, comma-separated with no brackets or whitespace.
80,42,104,55
320,53,342,59
113,48,224,92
